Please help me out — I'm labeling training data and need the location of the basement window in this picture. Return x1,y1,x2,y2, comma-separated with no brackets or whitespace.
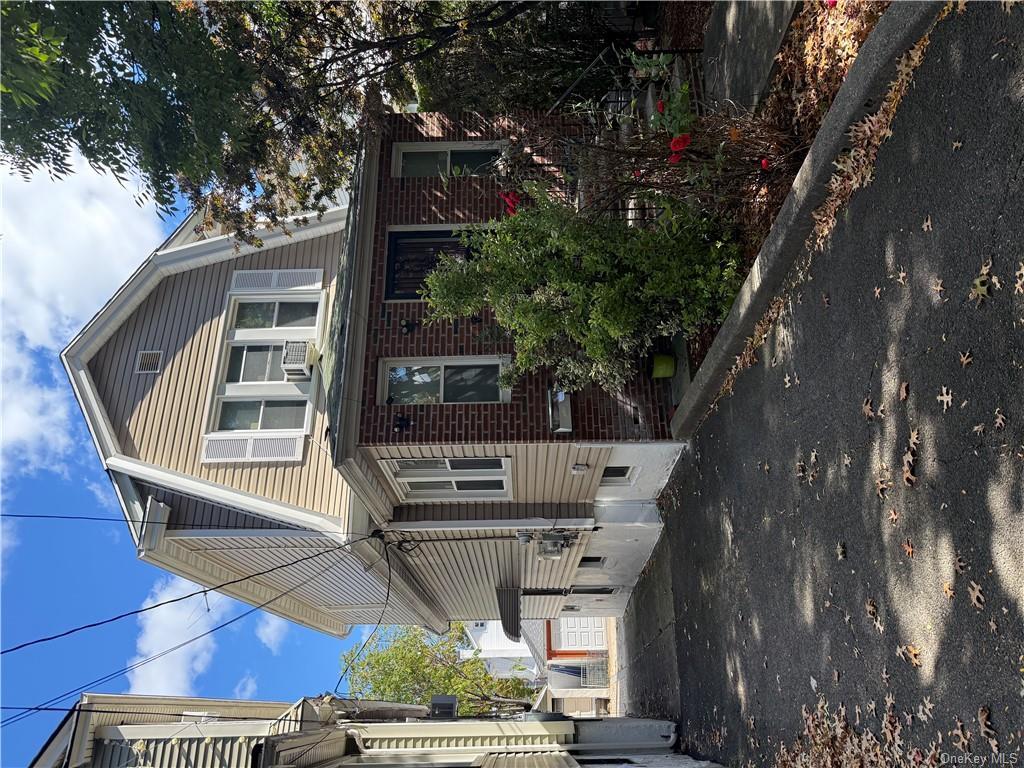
599,465,636,486
579,556,606,569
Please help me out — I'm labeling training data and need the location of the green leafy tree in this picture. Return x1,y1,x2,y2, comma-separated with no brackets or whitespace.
424,185,742,393
0,1,569,244
343,622,535,716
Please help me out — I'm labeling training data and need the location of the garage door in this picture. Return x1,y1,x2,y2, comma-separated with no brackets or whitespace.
553,617,607,650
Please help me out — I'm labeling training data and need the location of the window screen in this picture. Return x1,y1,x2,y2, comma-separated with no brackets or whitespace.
401,150,447,177
443,364,500,403
450,149,499,175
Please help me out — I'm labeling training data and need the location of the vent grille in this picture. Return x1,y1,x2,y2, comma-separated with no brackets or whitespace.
231,269,323,293
202,434,303,463
134,350,163,374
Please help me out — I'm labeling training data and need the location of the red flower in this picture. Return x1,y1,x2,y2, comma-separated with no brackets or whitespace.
667,153,683,165
760,158,770,171
499,189,521,215
826,0,837,6
669,134,692,152
657,99,665,114
633,169,643,178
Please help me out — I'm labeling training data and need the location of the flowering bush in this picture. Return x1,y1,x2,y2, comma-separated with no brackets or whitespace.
423,184,741,392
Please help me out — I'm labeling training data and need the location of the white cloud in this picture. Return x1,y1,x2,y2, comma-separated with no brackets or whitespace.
126,575,235,696
255,613,289,655
1,157,163,474
85,477,120,514
233,672,258,700
1,518,18,580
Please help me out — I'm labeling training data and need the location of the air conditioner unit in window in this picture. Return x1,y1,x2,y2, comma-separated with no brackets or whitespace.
281,341,316,379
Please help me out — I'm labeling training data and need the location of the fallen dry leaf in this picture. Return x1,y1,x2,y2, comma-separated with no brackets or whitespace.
973,423,986,436
902,538,915,559
876,476,893,499
909,428,921,450
959,350,973,367
970,275,991,305
943,581,955,600
865,598,878,619
989,617,998,635
968,580,985,610
899,381,909,401
994,408,1006,429
937,387,953,412
932,279,945,296
1015,261,1024,295
888,507,899,525
874,286,881,299
954,553,967,575
922,215,932,232
953,718,971,752
862,397,875,420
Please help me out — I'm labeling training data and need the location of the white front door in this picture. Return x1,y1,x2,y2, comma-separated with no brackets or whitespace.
553,617,607,651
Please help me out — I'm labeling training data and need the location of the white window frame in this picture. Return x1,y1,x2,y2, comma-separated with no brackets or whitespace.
599,465,639,487
379,356,512,405
379,456,512,501
390,141,507,178
200,270,325,464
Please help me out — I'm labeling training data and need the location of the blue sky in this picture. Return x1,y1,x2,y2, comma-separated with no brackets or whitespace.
0,161,367,767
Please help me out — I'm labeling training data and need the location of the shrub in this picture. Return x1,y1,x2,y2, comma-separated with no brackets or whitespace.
424,185,741,393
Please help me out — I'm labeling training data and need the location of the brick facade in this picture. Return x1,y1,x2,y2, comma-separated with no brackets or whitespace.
357,112,673,447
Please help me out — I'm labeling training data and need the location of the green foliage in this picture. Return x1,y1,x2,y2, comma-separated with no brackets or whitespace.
405,2,620,113
0,1,561,243
343,622,535,716
0,4,64,108
424,185,741,392
649,83,695,137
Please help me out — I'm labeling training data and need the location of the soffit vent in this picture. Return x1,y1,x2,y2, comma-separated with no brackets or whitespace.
134,350,163,374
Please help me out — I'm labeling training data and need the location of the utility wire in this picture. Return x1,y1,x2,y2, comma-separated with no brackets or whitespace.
1,546,356,729
2,534,373,656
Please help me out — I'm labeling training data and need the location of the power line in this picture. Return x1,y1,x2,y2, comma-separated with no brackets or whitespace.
1,546,357,730
333,541,393,696
2,534,374,656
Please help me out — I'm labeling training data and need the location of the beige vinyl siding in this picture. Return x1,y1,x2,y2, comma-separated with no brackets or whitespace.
362,443,612,507
394,502,590,523
140,485,295,531
89,234,350,518
167,534,423,626
392,528,589,620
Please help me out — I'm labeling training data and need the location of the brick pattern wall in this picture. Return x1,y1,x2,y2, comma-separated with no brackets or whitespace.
358,112,672,447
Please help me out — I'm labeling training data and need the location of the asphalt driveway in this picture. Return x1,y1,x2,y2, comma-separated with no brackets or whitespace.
623,4,1024,765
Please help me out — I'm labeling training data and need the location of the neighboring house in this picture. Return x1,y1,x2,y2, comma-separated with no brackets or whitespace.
461,620,540,680
63,110,682,641
524,617,616,718
30,691,690,768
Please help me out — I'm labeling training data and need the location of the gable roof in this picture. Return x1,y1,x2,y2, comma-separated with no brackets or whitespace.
60,208,348,540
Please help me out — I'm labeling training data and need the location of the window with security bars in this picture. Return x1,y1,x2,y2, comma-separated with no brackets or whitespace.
385,231,469,300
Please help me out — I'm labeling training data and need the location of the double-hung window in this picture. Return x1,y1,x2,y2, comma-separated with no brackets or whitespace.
392,141,504,178
202,269,324,463
385,229,469,300
380,357,511,405
381,457,511,501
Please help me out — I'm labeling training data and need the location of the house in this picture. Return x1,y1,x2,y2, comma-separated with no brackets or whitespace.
62,110,683,641
30,691,692,768
461,620,541,680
